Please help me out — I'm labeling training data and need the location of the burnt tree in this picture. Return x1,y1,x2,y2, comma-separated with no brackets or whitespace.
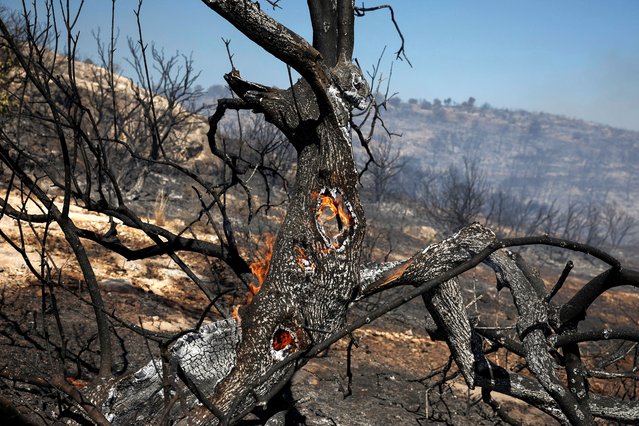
179,0,369,420
2,1,639,425
104,0,376,422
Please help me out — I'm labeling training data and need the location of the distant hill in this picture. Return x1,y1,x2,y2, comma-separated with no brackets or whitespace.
381,98,639,213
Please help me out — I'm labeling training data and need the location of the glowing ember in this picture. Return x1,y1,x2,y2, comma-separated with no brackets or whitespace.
248,233,274,303
272,328,295,351
66,377,89,388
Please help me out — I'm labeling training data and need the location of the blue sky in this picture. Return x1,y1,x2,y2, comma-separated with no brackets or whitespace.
2,0,638,130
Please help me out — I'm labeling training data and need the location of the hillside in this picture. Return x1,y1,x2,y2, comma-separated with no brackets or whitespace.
382,99,639,212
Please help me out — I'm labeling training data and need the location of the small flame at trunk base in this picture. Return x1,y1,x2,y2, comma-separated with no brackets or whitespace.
247,233,274,304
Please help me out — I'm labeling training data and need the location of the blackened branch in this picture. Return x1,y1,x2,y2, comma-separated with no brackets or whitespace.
545,260,573,302
208,97,251,157
560,268,639,326
76,222,250,278
354,4,412,66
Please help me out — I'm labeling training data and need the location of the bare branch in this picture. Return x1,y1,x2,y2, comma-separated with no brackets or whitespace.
354,3,411,65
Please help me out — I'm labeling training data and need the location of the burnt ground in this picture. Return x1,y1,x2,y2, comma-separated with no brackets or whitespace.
1,205,638,425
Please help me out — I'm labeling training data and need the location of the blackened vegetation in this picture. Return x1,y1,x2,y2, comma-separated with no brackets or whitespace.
0,1,638,426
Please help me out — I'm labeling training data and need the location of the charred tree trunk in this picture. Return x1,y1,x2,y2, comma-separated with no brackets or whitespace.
102,1,371,423
198,1,370,420
203,79,368,421
100,2,486,424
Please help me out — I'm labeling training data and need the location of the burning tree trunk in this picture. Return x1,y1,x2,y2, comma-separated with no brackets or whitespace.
198,3,382,423
203,83,369,422
199,1,368,420
103,1,371,423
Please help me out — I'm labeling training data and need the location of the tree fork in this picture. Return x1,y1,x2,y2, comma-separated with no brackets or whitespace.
199,69,368,424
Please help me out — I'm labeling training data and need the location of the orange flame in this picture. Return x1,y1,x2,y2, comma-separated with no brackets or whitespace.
247,233,274,304
315,191,353,250
232,305,241,322
316,194,351,229
295,245,315,271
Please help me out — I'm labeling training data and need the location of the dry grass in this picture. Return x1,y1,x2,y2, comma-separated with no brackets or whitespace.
154,189,169,226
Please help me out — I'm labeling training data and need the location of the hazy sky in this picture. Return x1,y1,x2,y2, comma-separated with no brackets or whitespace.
3,0,638,130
